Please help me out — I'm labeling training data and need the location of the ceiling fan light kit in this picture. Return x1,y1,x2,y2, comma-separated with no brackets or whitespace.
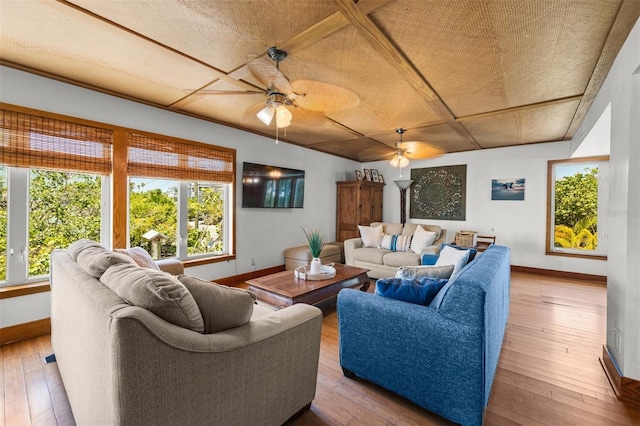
390,128,410,168
389,153,410,168
388,128,446,173
256,91,293,128
256,105,275,125
275,104,292,128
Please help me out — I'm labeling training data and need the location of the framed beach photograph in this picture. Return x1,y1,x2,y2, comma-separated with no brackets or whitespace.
355,170,363,180
492,178,525,200
371,169,380,182
364,169,372,181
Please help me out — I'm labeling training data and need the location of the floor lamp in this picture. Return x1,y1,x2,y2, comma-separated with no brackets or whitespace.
394,179,413,226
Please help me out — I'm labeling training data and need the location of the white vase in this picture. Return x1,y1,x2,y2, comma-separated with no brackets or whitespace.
310,257,322,275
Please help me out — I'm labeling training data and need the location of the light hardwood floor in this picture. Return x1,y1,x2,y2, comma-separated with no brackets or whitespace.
2,272,639,425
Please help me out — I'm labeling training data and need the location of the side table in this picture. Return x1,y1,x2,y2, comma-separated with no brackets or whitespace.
475,235,496,252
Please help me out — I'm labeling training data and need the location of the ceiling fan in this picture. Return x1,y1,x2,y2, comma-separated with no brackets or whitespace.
185,47,360,128
388,128,446,168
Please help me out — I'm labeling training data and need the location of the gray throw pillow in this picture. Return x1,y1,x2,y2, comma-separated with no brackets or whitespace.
395,264,455,280
77,246,136,278
177,274,257,334
101,263,204,333
67,239,106,261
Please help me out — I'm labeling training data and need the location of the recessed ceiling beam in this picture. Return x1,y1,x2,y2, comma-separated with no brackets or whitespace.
279,0,392,54
457,95,583,123
224,0,392,83
332,0,482,150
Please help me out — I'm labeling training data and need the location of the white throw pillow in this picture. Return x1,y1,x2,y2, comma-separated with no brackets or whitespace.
358,224,383,248
435,245,471,277
411,225,437,254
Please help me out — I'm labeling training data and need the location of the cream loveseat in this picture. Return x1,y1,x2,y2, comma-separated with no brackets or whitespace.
344,222,447,278
50,240,323,426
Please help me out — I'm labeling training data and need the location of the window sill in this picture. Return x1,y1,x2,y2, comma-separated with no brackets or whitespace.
0,281,50,299
182,253,236,268
546,250,608,260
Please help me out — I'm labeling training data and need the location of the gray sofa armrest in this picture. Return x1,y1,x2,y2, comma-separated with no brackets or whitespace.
420,244,442,257
434,229,447,245
110,303,323,425
155,258,184,275
343,237,363,266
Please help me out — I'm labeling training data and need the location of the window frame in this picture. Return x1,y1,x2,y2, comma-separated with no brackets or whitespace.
546,155,609,260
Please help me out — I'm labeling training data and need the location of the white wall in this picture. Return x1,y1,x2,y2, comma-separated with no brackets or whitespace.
570,19,640,380
366,141,607,276
0,66,358,327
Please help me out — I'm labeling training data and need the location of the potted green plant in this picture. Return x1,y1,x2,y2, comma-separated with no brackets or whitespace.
302,227,325,275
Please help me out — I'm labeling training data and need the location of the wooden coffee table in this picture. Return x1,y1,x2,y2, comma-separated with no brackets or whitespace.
246,263,370,308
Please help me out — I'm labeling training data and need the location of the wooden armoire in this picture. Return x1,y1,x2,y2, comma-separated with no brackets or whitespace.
336,180,384,242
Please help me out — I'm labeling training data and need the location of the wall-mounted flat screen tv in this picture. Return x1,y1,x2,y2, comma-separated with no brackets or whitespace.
242,162,305,208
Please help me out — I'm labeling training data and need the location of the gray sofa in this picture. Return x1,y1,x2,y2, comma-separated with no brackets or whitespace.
344,222,447,278
50,243,323,426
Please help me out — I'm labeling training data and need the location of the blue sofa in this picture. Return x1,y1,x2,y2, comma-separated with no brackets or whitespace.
337,245,510,426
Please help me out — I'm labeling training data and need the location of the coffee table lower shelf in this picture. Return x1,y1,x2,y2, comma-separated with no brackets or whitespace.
246,263,370,308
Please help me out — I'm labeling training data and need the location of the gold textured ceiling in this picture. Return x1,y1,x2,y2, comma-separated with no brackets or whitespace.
1,0,638,161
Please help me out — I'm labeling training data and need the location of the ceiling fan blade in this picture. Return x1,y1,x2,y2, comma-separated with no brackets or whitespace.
357,146,396,162
183,89,265,96
401,141,446,159
291,79,360,112
286,107,326,126
247,54,293,94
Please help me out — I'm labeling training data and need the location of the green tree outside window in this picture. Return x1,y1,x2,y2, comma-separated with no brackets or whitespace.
554,166,599,250
29,170,102,277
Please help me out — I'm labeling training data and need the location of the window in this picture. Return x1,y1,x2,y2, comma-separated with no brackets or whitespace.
129,178,178,259
129,179,229,260
126,132,234,261
547,156,609,258
187,182,226,256
28,170,104,277
1,105,236,286
1,109,112,285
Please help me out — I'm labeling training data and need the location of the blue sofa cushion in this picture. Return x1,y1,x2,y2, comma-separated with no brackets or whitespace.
375,277,449,306
421,253,439,265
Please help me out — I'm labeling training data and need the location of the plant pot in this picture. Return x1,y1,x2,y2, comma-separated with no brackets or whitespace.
310,257,322,275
